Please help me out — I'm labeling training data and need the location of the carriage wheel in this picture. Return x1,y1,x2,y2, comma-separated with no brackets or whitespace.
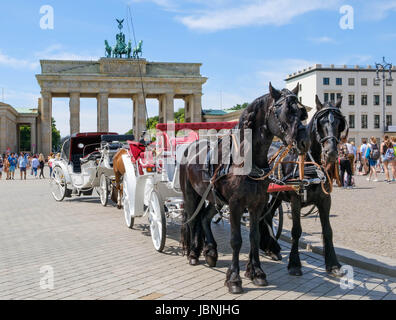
148,191,166,252
122,181,134,229
98,174,109,207
272,204,284,240
50,166,67,202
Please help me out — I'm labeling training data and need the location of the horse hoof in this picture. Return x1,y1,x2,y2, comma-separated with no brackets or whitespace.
189,258,200,266
252,277,268,287
205,255,217,268
267,251,282,261
288,267,303,276
327,266,345,278
225,281,243,294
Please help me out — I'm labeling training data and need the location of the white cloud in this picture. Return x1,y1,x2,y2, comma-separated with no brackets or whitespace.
257,58,317,88
362,1,396,21
0,51,39,70
35,44,99,61
309,36,336,44
177,0,340,32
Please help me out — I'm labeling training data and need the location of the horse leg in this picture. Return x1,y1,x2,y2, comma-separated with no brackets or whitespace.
288,198,303,276
245,207,268,286
181,177,202,265
317,197,343,277
115,171,122,209
201,203,218,267
225,203,243,294
259,198,282,261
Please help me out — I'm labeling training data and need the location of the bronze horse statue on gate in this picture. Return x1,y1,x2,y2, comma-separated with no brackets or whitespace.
179,83,310,294
259,95,348,278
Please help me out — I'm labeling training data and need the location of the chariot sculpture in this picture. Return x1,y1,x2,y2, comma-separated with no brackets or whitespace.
104,19,143,59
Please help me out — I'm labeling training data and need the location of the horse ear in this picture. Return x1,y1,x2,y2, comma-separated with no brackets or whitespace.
292,83,299,95
335,96,343,108
315,95,323,111
269,82,281,101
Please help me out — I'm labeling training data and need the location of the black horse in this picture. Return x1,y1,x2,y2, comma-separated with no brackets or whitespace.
179,83,310,294
259,95,348,278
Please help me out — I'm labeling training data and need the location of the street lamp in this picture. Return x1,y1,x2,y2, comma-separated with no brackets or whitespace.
375,57,393,133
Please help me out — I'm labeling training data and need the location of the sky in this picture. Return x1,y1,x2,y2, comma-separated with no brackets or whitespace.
1,0,396,137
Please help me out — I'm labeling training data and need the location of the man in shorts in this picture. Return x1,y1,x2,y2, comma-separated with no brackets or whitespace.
8,153,17,180
18,152,28,180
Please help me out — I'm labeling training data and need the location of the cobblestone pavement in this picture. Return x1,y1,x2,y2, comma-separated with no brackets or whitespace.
282,173,396,260
0,173,395,300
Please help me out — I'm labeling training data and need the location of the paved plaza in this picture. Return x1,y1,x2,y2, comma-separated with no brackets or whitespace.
0,171,395,300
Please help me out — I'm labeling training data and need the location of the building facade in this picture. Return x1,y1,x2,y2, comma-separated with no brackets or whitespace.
285,64,396,146
0,102,39,154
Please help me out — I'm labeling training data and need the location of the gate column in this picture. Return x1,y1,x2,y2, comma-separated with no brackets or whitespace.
40,91,52,156
97,92,109,132
69,92,80,135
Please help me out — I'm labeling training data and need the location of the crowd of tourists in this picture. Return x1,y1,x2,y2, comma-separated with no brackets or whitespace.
0,152,59,180
338,135,396,188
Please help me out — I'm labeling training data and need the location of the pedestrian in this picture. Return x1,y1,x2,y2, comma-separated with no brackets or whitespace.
390,136,396,182
0,155,3,180
38,153,45,179
8,153,17,180
380,135,395,183
4,154,10,180
48,153,54,177
359,139,369,175
338,137,353,188
31,155,39,178
18,152,28,180
366,136,380,182
346,140,355,175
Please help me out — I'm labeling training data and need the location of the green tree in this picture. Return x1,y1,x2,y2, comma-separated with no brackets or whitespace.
19,125,31,151
52,117,61,152
228,102,249,111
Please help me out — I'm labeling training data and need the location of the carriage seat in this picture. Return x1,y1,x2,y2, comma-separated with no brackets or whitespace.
71,154,83,173
127,141,146,162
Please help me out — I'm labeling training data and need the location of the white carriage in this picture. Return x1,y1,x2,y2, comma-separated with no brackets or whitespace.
50,132,134,204
120,122,238,252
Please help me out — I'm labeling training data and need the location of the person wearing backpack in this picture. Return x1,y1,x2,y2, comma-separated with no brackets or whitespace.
381,135,395,183
338,137,353,188
390,136,396,182
366,136,379,182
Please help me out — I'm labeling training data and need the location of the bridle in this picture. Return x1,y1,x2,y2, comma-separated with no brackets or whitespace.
270,93,308,140
312,107,348,150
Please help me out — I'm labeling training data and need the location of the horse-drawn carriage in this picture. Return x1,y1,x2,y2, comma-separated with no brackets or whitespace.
50,132,134,204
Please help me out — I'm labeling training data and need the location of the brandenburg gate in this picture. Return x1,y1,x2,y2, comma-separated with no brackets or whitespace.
35,58,207,155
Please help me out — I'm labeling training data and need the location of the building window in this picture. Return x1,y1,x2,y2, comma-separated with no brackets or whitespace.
349,114,355,129
373,78,380,86
386,79,393,86
374,115,380,129
386,95,392,106
361,78,367,86
386,115,393,127
336,78,342,85
336,93,342,101
323,77,330,85
361,95,367,106
374,95,380,106
361,115,368,129
324,93,329,102
330,93,335,102
348,94,355,105
348,78,355,86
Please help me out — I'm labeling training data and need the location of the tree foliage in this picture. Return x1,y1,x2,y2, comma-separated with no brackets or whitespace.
52,117,61,152
228,102,249,111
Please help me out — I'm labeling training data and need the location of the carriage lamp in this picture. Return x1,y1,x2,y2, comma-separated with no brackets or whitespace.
375,57,393,133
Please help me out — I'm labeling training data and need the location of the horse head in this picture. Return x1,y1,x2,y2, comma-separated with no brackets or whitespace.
311,95,348,163
265,83,310,154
